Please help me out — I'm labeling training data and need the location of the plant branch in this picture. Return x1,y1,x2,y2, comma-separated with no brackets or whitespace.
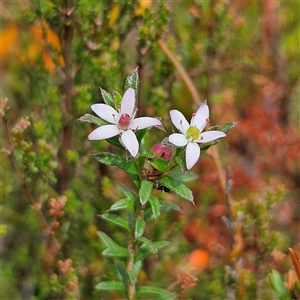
3,119,50,233
157,39,201,106
58,0,74,192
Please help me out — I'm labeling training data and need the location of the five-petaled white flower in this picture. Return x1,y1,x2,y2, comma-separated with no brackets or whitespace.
88,88,162,157
169,102,226,170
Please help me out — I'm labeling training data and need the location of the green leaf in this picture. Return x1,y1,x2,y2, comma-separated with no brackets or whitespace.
112,90,122,108
94,153,141,186
168,171,198,183
116,261,128,286
269,269,289,298
100,214,130,231
135,127,150,144
151,157,169,172
128,260,143,284
106,135,125,151
151,240,170,250
127,211,136,233
95,281,125,292
174,153,187,173
139,180,153,205
125,67,139,98
209,121,238,133
102,246,129,257
135,240,170,262
137,237,158,253
108,198,135,211
97,231,119,248
200,139,219,153
100,87,115,107
77,113,106,126
136,286,176,300
159,176,194,203
135,218,145,239
159,200,183,213
118,183,137,201
149,195,160,219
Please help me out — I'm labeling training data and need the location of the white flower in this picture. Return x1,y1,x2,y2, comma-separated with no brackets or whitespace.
169,102,226,170
88,88,162,157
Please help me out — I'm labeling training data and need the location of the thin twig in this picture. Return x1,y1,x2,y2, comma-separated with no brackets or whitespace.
157,39,201,106
3,120,50,232
58,0,74,192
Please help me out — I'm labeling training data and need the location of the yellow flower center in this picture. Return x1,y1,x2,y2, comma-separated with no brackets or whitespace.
186,126,200,142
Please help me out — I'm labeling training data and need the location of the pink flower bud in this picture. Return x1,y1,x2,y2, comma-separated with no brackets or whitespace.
151,143,172,160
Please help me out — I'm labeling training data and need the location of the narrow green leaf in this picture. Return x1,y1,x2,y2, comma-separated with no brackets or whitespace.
209,121,238,133
108,198,135,211
200,139,219,153
102,246,129,257
151,240,170,250
97,231,119,248
95,281,125,292
139,180,153,205
168,171,198,183
149,195,160,219
151,157,169,172
159,200,183,213
128,260,143,284
94,153,140,186
136,286,176,300
77,113,106,126
125,67,139,98
138,238,170,252
174,154,187,173
127,211,136,232
135,128,151,144
100,87,115,107
134,240,170,262
137,237,158,253
106,135,125,151
269,269,289,297
159,176,194,203
112,90,122,108
118,183,137,201
135,218,145,239
100,214,130,231
116,261,128,287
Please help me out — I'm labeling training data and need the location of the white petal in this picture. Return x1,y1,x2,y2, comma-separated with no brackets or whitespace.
170,110,189,134
192,102,209,131
169,133,188,147
91,104,118,124
121,130,139,157
88,124,120,140
120,88,135,116
131,117,162,130
186,142,200,170
197,131,226,143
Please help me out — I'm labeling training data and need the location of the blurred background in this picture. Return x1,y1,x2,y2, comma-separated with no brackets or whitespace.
1,0,299,299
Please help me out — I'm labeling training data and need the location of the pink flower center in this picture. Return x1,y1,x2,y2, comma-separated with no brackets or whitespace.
118,113,131,130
